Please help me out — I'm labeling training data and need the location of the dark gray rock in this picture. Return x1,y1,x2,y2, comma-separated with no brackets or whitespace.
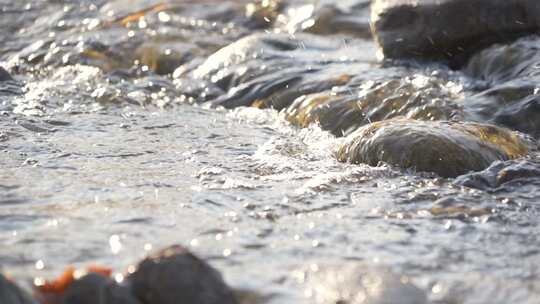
338,119,533,177
455,159,540,190
371,0,540,62
0,273,35,304
58,273,140,304
464,36,540,84
0,67,13,81
190,32,378,109
463,37,540,138
128,245,237,304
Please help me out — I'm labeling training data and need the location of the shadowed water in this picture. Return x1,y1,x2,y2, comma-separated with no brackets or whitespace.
1,0,540,303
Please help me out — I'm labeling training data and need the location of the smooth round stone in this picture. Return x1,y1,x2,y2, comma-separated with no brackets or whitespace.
128,245,238,304
337,119,533,177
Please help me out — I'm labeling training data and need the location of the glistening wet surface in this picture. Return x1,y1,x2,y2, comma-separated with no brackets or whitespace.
1,0,540,303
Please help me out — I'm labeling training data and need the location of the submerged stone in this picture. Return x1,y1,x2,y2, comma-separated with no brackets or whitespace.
428,197,493,218
136,42,196,75
0,274,35,304
337,119,532,177
300,263,427,304
128,245,237,304
454,159,540,190
371,0,540,62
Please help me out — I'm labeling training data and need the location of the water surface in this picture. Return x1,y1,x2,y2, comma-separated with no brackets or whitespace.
1,1,540,303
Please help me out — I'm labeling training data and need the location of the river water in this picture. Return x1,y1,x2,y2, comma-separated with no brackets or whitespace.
1,0,540,303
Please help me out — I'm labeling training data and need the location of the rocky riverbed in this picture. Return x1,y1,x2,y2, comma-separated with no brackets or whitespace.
1,0,540,303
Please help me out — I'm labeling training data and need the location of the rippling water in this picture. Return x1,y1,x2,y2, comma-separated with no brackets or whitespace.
1,0,540,303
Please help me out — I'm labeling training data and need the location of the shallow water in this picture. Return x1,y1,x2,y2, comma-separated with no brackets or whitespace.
1,0,540,303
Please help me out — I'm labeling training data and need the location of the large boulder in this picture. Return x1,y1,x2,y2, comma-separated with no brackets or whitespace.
337,119,533,177
370,0,540,62
127,245,238,304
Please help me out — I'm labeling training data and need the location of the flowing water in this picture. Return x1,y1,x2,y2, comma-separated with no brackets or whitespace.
1,0,540,303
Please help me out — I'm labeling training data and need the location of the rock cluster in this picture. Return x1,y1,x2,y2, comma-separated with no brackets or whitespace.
2,245,238,304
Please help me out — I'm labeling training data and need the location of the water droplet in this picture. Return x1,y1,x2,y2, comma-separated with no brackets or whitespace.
35,260,44,270
109,235,122,254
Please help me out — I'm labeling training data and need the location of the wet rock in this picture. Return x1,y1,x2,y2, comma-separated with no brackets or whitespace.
462,81,539,139
455,159,540,190
284,73,463,136
191,32,377,108
192,32,318,85
462,37,540,138
0,273,35,304
128,245,237,304
464,36,540,84
244,0,284,29
303,6,371,38
428,197,493,218
107,0,246,25
299,263,427,304
136,42,196,75
338,119,532,177
371,0,540,62
49,273,140,304
284,91,366,136
491,94,540,139
249,69,354,111
10,0,242,74
35,266,139,304
0,67,13,81
277,1,371,38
